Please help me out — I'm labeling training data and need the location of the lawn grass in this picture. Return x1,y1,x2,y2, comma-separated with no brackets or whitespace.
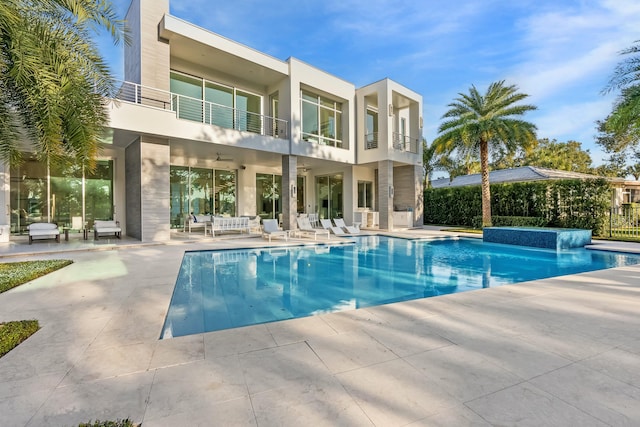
0,320,39,358
0,259,73,293
442,228,483,234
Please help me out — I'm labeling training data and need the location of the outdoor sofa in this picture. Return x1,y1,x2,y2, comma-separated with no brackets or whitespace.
28,222,60,244
94,220,122,240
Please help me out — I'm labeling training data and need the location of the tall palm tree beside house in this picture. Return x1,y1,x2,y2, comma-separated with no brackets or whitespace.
602,41,640,143
0,0,125,170
432,81,537,227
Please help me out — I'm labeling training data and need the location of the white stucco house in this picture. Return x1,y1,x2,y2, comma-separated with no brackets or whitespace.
0,0,424,242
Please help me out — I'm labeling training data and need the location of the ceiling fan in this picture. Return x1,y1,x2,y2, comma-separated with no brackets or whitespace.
215,152,233,162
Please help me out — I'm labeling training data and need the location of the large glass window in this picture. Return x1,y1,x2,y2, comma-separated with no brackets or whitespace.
215,170,236,216
169,166,237,228
170,70,263,135
366,109,378,149
316,174,343,220
9,157,113,234
170,72,203,122
170,166,190,229
297,176,305,213
358,181,373,209
301,90,343,147
256,173,282,220
236,90,262,133
85,161,114,227
191,168,214,215
204,82,233,129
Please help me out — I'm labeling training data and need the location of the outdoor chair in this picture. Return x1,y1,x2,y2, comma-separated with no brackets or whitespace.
262,219,288,242
333,218,360,234
94,220,122,240
320,218,345,235
295,217,330,240
308,213,320,228
28,222,60,244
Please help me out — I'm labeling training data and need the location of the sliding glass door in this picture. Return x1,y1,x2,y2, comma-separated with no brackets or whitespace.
256,173,282,220
9,157,113,234
316,174,343,220
169,166,237,228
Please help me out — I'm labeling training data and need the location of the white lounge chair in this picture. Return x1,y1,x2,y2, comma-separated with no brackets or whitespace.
295,217,330,240
94,220,122,240
262,219,288,242
308,213,320,228
333,218,360,234
320,218,345,236
28,222,60,244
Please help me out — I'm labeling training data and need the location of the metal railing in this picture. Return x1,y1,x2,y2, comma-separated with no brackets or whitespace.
607,206,640,238
364,132,418,153
365,132,378,149
392,132,419,153
113,81,288,139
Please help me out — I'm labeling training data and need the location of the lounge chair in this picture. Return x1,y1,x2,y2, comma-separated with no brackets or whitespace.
295,217,330,240
28,222,60,244
333,218,360,234
94,220,122,239
308,213,320,228
320,218,345,236
262,219,288,242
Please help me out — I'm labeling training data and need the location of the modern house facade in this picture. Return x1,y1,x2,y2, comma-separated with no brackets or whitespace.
0,0,424,242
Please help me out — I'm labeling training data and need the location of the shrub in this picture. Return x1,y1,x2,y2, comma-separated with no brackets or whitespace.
0,320,39,358
425,178,612,235
0,259,73,293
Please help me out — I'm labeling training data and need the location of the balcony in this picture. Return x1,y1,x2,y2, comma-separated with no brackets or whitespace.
392,133,419,154
113,81,288,139
364,132,419,153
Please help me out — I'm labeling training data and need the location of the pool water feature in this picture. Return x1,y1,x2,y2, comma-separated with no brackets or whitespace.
161,236,640,338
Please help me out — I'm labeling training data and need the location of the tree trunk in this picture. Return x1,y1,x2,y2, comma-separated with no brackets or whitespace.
480,139,492,227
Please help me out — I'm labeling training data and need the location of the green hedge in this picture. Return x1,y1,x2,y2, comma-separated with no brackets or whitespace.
425,178,611,235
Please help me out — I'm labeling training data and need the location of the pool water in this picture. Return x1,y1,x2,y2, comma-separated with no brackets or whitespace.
161,236,640,338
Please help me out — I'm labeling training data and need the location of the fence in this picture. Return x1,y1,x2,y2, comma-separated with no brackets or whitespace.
606,206,640,238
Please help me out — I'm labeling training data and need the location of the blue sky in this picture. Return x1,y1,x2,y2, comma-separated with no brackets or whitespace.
97,0,640,167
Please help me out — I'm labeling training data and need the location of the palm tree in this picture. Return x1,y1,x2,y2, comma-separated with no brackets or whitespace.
628,163,640,181
432,81,537,227
0,0,125,170
603,41,640,140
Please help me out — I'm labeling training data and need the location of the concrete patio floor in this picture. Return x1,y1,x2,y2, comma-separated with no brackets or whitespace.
1,229,640,426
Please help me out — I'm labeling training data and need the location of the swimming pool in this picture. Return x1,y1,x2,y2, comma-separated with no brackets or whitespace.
161,236,640,338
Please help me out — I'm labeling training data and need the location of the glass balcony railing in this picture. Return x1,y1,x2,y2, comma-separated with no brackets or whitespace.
113,81,288,139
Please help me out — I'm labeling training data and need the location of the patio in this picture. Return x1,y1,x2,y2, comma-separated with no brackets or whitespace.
1,228,640,426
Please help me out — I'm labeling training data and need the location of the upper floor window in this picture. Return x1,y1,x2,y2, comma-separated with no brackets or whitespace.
365,109,378,149
301,90,343,148
169,71,262,134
